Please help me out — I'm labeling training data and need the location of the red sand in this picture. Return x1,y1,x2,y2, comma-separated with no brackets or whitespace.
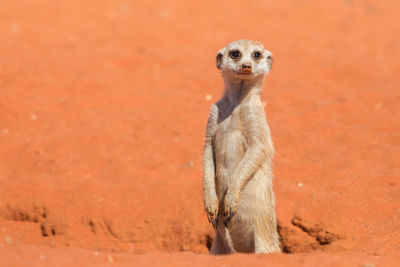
0,0,399,265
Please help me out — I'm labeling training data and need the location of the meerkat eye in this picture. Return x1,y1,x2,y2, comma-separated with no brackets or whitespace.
253,51,262,59
229,50,240,59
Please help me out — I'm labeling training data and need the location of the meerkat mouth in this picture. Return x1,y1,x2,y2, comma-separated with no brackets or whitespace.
236,71,256,78
237,70,253,75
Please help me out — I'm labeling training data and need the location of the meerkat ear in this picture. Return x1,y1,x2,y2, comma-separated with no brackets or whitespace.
216,48,225,69
265,50,273,70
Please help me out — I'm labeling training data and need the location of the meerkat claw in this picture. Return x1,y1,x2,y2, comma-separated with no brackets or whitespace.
214,218,219,228
224,212,234,227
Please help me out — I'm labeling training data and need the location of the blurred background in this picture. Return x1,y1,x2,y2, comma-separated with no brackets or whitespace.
0,0,399,261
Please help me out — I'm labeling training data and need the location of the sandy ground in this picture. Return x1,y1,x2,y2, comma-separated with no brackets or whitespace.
0,0,399,265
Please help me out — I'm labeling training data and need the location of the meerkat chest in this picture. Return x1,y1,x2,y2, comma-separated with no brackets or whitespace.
214,110,247,166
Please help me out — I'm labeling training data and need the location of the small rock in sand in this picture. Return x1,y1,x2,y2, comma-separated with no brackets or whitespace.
205,94,213,101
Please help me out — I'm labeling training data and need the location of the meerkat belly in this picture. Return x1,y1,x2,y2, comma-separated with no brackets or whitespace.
214,127,247,200
228,165,275,253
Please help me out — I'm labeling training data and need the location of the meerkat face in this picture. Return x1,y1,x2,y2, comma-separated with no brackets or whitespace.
216,39,273,79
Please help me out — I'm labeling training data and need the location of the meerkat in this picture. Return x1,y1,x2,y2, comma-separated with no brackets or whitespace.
202,39,280,254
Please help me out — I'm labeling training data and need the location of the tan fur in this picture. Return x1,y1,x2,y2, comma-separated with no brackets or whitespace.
202,40,280,254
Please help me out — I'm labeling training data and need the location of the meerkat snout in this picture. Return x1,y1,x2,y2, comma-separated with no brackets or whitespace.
241,63,252,73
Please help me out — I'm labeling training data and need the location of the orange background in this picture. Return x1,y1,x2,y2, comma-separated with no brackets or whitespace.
0,0,399,265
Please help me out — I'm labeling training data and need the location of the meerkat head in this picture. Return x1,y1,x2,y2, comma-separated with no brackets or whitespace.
216,39,273,80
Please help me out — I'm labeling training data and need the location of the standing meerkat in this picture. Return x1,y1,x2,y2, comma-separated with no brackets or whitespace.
202,39,280,254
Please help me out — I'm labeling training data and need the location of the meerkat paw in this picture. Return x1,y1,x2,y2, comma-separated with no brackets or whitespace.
204,197,219,229
223,193,238,227
207,211,218,229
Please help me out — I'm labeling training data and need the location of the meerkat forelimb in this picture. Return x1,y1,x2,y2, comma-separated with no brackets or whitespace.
202,39,280,254
202,105,219,228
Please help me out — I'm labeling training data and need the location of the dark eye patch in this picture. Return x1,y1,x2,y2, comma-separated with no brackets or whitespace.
253,51,262,59
229,50,241,59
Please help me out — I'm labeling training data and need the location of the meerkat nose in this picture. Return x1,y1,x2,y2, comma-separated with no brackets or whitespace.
241,63,252,71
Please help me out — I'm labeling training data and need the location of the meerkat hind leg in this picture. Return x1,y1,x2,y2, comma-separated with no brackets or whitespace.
254,234,281,254
210,231,234,255
210,232,226,255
